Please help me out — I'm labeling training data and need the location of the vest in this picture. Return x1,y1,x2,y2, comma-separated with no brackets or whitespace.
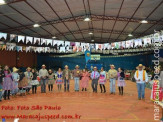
136,70,146,81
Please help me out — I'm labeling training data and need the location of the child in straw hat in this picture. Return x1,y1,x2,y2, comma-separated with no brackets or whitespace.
11,67,19,97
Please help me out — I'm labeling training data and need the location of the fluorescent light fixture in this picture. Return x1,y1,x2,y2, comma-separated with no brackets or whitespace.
84,17,91,22
33,24,40,27
89,32,93,35
0,0,6,5
91,40,94,42
52,36,56,39
141,20,148,24
128,34,133,37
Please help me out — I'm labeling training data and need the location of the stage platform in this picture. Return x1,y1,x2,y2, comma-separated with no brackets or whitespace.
0,80,160,122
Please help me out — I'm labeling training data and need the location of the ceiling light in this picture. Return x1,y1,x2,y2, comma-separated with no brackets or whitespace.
52,36,56,39
0,0,6,5
33,24,40,28
89,32,93,35
141,20,148,24
84,17,91,22
128,34,133,37
91,40,94,42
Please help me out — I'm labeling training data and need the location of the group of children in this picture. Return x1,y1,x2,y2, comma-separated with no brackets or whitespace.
0,64,126,102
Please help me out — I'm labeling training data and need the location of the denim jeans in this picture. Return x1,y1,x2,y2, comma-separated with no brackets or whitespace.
40,79,46,93
64,78,70,92
74,77,80,91
91,79,98,92
110,78,116,93
137,83,145,99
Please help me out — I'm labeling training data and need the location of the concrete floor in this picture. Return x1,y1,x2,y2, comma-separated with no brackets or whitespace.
0,80,161,122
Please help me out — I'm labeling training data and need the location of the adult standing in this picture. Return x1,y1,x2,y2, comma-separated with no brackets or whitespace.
91,67,100,93
62,65,71,92
99,67,106,93
72,65,82,92
134,64,148,100
81,69,90,91
24,67,33,94
0,65,4,102
3,65,13,100
117,68,126,95
108,65,117,95
39,64,48,93
56,68,63,92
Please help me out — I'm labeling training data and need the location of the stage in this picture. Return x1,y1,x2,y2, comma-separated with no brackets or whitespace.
0,80,159,122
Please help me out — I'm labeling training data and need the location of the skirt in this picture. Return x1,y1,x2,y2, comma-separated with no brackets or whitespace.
99,78,106,84
3,77,14,90
81,77,89,88
56,78,63,85
31,80,39,86
117,78,126,87
18,77,28,88
48,79,55,85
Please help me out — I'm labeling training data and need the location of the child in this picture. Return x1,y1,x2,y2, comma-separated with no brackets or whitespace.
12,67,19,97
117,68,126,95
56,68,63,92
18,70,28,96
31,69,39,94
48,69,55,92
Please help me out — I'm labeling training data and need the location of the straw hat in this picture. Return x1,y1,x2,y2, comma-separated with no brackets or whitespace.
93,66,97,69
65,65,68,68
26,67,31,70
110,64,115,68
75,65,79,68
13,67,19,72
42,64,46,67
49,69,52,72
136,64,145,70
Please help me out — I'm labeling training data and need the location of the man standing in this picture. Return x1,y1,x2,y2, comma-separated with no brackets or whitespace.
62,65,71,92
108,65,117,95
39,64,48,93
91,67,100,93
134,64,148,100
72,65,81,92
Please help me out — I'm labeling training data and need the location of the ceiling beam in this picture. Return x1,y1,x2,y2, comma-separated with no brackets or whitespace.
3,14,163,33
2,14,163,33
55,28,141,37
71,37,120,43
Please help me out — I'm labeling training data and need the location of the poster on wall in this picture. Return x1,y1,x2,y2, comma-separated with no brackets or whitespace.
34,37,40,45
103,43,110,50
46,39,53,46
119,41,125,49
115,42,120,49
134,39,142,47
143,38,151,46
53,40,64,47
10,34,17,42
18,35,25,43
96,44,103,50
126,40,133,48
41,38,47,45
65,41,70,47
26,36,33,44
111,43,115,49
0,32,7,40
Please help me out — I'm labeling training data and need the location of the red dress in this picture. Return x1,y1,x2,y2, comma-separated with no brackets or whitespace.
81,72,90,88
